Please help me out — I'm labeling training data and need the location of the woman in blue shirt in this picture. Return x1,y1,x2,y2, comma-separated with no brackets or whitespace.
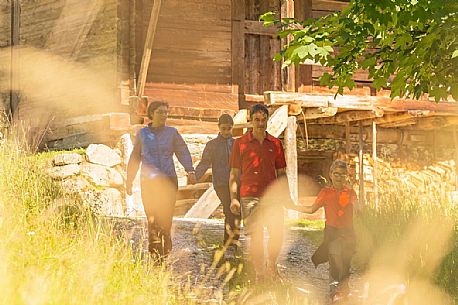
126,101,196,260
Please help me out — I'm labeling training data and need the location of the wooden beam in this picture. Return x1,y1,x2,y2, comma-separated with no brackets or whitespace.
9,0,20,119
358,121,364,209
265,91,378,109
281,0,296,92
136,0,161,97
264,91,458,113
267,105,289,137
295,0,313,93
345,122,351,154
297,107,338,119
167,106,236,121
184,185,220,219
297,124,403,144
372,121,378,209
454,127,458,191
313,109,384,125
244,20,277,36
285,116,299,219
360,112,413,126
231,0,245,107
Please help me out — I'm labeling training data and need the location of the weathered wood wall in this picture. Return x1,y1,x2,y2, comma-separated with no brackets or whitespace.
138,0,237,110
0,0,124,129
0,2,12,121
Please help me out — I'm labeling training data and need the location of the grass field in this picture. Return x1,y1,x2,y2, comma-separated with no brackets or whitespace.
1,138,456,304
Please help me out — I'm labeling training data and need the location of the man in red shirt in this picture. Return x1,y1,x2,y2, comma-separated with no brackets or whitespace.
229,104,288,282
292,160,357,302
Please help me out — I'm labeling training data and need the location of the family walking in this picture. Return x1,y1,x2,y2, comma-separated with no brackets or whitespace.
126,101,357,301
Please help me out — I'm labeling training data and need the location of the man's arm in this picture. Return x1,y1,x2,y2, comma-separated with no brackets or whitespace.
229,168,241,215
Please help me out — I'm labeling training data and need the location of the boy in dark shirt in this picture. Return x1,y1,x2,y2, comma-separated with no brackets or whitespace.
195,114,241,249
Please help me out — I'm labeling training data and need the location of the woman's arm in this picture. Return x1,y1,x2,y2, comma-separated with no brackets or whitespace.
126,142,141,195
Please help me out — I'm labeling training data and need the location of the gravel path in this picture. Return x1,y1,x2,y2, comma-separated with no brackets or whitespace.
115,217,361,304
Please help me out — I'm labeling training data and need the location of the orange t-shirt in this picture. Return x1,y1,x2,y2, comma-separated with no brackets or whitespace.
315,186,357,228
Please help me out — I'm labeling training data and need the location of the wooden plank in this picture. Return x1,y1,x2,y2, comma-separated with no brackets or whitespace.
454,127,458,191
312,0,349,11
261,35,272,94
233,109,248,124
167,119,220,134
313,109,384,124
281,0,296,92
231,0,245,106
184,185,221,219
295,0,313,92
10,0,20,119
267,105,289,137
244,20,277,36
285,116,299,219
178,182,213,192
167,106,236,121
358,121,364,208
372,121,378,209
298,107,338,119
136,0,162,97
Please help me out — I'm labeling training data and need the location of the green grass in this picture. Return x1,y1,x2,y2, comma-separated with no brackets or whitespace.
354,186,458,303
0,142,178,305
1,138,456,304
287,219,325,246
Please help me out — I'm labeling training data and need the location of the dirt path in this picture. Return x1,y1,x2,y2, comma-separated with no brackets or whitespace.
116,217,361,304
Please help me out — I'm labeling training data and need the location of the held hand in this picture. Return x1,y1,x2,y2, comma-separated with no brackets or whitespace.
230,198,241,215
187,172,197,185
126,182,133,196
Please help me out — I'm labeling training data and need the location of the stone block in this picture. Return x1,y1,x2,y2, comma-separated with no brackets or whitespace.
47,164,81,179
86,143,121,167
53,153,83,166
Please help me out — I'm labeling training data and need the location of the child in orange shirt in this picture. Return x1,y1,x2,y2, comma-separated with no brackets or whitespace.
292,160,357,302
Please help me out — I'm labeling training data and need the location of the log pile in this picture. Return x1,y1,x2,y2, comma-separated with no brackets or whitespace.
353,154,456,200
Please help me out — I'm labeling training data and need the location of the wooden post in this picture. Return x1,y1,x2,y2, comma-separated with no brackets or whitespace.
358,121,364,208
285,116,299,219
136,0,161,97
295,0,313,93
345,121,351,155
372,121,378,209
231,0,245,108
281,0,295,92
129,0,137,95
9,0,20,120
454,127,458,191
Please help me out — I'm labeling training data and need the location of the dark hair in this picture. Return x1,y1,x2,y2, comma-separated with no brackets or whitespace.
147,101,168,119
250,104,269,119
330,160,348,173
218,113,234,126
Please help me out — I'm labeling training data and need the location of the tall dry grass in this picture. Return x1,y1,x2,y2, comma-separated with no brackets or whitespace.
354,181,458,304
0,140,177,305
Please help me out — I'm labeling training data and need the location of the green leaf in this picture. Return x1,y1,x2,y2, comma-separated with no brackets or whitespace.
452,50,458,59
451,85,458,100
273,53,283,62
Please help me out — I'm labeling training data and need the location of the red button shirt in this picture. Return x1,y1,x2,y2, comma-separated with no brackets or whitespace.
315,186,357,228
230,131,287,198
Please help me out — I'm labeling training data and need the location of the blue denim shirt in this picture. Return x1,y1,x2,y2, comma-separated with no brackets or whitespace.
195,134,233,187
136,125,194,180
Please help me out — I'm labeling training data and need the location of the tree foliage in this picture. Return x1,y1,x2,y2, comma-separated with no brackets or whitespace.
261,0,458,101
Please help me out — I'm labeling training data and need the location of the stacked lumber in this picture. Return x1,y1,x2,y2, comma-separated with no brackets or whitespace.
353,154,456,199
